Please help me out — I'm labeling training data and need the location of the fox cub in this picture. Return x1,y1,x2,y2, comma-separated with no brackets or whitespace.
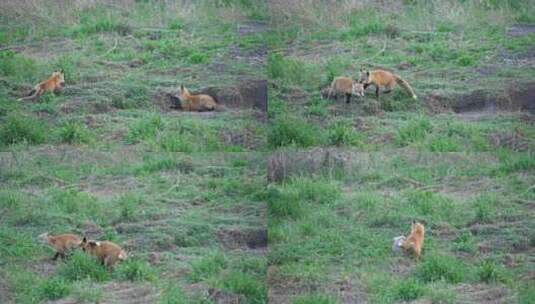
176,84,217,111
80,237,127,269
39,232,81,260
19,70,65,101
401,222,425,259
359,68,417,100
326,76,364,103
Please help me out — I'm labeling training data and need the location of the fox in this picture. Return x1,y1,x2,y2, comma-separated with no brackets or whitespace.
80,237,127,269
176,84,217,111
38,232,81,260
326,76,365,103
359,68,417,100
18,70,65,101
401,222,425,260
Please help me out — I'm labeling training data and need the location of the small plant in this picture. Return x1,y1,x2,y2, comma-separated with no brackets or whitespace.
125,114,164,144
0,113,47,146
392,278,425,301
221,271,266,302
117,194,142,221
38,277,70,300
56,120,92,144
327,119,362,147
58,251,110,282
414,254,469,283
477,259,509,283
189,251,227,283
268,114,322,148
395,117,432,146
291,294,337,304
115,258,156,281
453,231,476,253
160,284,188,304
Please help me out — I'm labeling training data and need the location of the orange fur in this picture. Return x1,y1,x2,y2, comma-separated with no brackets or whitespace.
359,69,417,100
327,76,364,104
39,233,81,260
401,222,425,259
81,237,127,268
176,85,217,111
19,71,65,101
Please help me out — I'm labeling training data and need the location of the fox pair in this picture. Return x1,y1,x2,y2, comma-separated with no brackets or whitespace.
39,233,127,269
327,69,418,103
393,222,425,260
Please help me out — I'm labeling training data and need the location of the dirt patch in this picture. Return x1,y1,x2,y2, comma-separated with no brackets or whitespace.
216,228,267,250
31,258,60,278
238,21,268,36
425,82,535,114
49,282,159,304
488,130,531,151
507,24,535,37
208,288,244,304
267,149,373,182
219,127,265,150
454,283,511,304
156,80,268,112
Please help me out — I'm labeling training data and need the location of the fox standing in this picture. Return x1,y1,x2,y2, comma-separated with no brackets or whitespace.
39,232,81,260
18,70,65,101
80,237,127,269
327,76,364,103
359,68,417,100
401,222,425,260
176,84,217,111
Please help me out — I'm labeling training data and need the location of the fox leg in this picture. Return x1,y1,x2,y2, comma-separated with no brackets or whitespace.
375,85,380,99
52,252,60,260
345,93,351,104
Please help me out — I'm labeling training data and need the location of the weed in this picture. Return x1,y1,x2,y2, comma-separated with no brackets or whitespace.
125,114,164,144
221,271,266,303
395,116,432,146
291,294,337,304
189,251,227,283
160,284,188,304
38,277,71,300
327,119,362,147
477,259,510,284
0,113,47,146
115,258,156,281
55,120,93,144
392,278,425,301
414,254,470,283
58,251,110,282
269,114,322,148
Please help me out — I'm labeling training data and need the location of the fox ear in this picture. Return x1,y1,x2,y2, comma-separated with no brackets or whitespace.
366,71,370,76
180,84,184,90
82,237,87,243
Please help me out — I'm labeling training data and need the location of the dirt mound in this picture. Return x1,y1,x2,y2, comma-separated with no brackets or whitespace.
425,82,535,114
156,79,267,112
488,130,531,151
217,228,267,250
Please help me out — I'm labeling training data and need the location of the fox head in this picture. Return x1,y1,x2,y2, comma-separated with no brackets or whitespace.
38,232,50,243
52,70,65,87
81,237,100,253
411,222,425,235
177,84,190,100
358,68,370,84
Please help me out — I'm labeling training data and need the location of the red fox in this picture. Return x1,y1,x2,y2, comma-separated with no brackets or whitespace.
401,222,425,259
80,237,127,268
176,84,217,111
39,232,81,260
359,69,417,100
18,70,65,101
326,76,364,103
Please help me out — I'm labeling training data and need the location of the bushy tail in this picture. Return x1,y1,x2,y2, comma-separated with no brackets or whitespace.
327,79,336,99
18,89,38,101
394,75,417,100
